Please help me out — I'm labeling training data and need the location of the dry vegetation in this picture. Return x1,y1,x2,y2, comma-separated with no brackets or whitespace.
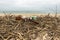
0,14,60,40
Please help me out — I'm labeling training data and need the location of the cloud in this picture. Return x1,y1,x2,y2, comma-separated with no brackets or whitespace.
0,0,60,12
0,0,15,5
15,0,60,7
0,0,60,7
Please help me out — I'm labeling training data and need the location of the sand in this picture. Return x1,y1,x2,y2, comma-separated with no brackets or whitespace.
0,13,60,17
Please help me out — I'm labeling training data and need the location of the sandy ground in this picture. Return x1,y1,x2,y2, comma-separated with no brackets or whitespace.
0,13,60,17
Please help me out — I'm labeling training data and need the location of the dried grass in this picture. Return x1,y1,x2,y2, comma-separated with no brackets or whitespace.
0,13,60,40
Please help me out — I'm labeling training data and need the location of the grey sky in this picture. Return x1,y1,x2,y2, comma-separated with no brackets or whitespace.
0,0,60,12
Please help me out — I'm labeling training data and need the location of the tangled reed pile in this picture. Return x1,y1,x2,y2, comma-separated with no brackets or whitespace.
0,14,60,40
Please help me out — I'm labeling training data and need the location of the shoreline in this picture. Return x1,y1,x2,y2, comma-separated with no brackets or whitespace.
0,13,60,17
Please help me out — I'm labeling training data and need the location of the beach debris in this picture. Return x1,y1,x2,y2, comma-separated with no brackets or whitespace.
15,15,22,20
22,16,26,19
29,16,37,20
0,14,60,40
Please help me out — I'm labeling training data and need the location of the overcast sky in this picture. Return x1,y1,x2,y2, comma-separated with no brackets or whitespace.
0,0,60,12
